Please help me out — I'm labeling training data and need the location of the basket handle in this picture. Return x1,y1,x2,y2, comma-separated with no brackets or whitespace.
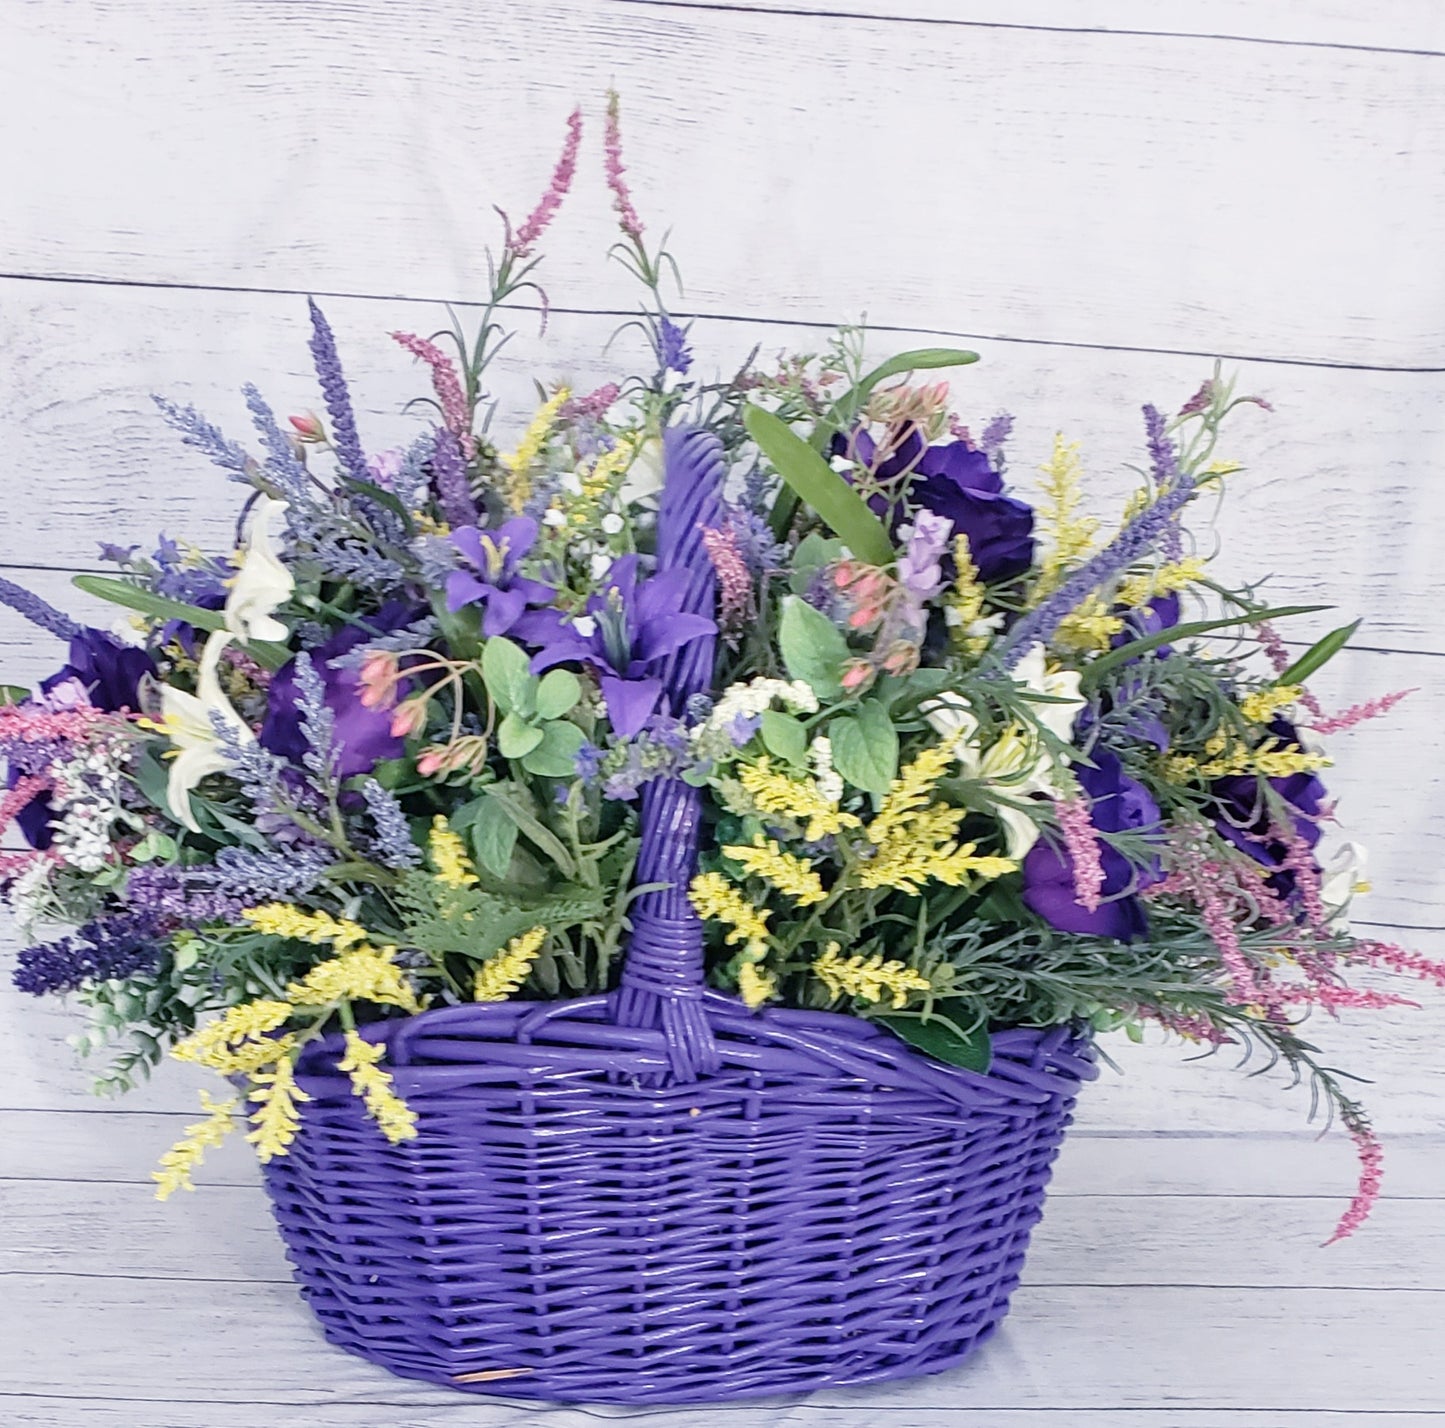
610,426,724,1079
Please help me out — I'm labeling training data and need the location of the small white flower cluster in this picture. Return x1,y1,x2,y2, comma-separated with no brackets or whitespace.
809,735,843,805
5,857,54,935
48,736,130,874
691,678,819,763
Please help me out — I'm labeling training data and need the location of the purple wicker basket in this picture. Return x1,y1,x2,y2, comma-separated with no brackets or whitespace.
263,429,1098,1405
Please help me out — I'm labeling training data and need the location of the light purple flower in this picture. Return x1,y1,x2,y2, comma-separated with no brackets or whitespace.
897,510,953,601
445,517,558,640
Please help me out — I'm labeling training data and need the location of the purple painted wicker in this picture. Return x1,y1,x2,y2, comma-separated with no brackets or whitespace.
261,427,1098,1404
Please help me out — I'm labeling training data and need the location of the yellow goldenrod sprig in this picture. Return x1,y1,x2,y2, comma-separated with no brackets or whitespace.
736,962,778,1009
689,872,771,958
945,533,993,658
813,943,931,1009
338,1031,419,1144
152,1090,239,1200
501,387,570,512
1116,556,1207,609
429,815,479,889
1036,433,1096,593
286,944,422,1013
473,926,547,1002
243,903,369,950
246,1055,309,1163
171,999,295,1075
722,835,826,905
1239,684,1303,724
736,758,860,842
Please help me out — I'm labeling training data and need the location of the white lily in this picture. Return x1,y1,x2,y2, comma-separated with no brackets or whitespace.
224,496,293,644
1319,840,1370,931
923,645,1087,859
153,631,253,832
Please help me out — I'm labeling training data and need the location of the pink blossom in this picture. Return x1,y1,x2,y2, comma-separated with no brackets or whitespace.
390,332,470,439
604,90,644,242
1312,688,1414,736
563,384,620,422
700,524,752,645
508,107,583,258
0,774,50,831
1255,621,1325,721
1276,984,1419,1015
1353,939,1445,990
1324,1117,1383,1245
0,703,114,744
1057,796,1104,912
1142,1006,1232,1045
0,849,57,880
288,412,326,444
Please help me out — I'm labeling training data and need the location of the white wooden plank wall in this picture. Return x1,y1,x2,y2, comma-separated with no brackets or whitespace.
1,2,1442,1423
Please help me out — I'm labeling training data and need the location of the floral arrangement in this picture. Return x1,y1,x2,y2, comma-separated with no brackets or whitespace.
3,96,1437,1244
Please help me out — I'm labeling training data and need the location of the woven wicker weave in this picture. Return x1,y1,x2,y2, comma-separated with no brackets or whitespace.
263,427,1097,1404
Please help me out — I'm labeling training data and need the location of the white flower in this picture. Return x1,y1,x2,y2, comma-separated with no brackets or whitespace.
1012,644,1086,746
600,512,625,536
153,631,253,833
1319,841,1370,931
809,735,843,805
542,508,568,528
6,858,53,936
224,495,293,644
621,434,665,503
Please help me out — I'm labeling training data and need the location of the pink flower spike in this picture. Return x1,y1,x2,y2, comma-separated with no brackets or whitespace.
1353,939,1445,990
509,107,584,259
1324,1118,1384,1245
390,332,470,440
1254,621,1325,721
604,90,645,243
563,383,620,422
1312,688,1415,736
700,524,752,645
0,774,50,832
1057,796,1105,912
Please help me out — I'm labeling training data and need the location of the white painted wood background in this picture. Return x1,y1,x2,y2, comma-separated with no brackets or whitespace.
2,1,1443,1422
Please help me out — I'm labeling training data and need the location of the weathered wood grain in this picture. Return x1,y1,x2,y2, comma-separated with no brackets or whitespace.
0,1273,1437,1412
4,1178,1439,1290
1,5,1441,366
618,0,1445,52
2,284,1443,649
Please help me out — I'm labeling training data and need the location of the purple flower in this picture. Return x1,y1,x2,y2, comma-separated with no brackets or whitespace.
1210,718,1327,901
13,913,166,997
1022,750,1163,941
445,518,558,639
658,317,693,376
530,554,715,738
832,427,1036,583
897,510,953,601
260,602,417,777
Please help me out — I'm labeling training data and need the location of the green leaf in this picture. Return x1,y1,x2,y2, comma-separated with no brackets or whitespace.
534,668,582,721
469,796,520,879
746,405,894,562
337,476,416,537
759,708,808,766
829,700,898,795
788,532,845,597
875,1008,992,1072
498,711,544,759
71,575,293,670
1080,604,1330,689
1278,619,1361,686
480,783,577,879
522,719,585,778
0,684,28,706
778,594,851,699
481,636,534,715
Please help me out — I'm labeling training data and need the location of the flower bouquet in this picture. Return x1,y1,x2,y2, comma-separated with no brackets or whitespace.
3,98,1437,1403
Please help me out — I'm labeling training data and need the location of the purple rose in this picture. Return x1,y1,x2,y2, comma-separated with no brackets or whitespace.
1022,750,1163,941
832,426,1036,583
260,602,418,777
1210,718,1327,903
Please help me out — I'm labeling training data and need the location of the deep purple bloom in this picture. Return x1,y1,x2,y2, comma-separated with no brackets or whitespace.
1210,718,1327,901
832,427,1036,583
658,317,693,375
13,912,166,997
1022,750,1163,941
529,554,715,738
445,518,558,640
261,602,417,777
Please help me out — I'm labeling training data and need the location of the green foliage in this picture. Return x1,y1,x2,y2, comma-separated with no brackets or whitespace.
828,700,898,795
778,594,850,698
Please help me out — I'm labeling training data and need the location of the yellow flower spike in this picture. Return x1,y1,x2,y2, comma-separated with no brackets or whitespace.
1036,433,1096,593
866,743,956,847
737,962,778,1009
246,1056,309,1163
429,815,479,889
1116,557,1207,609
813,943,932,1009
171,999,295,1075
152,1090,240,1200
243,903,369,950
736,758,860,842
946,534,992,658
338,1031,419,1144
722,835,826,906
473,926,547,1002
1239,685,1303,724
1053,596,1125,653
689,872,772,956
286,944,422,1013
500,387,571,512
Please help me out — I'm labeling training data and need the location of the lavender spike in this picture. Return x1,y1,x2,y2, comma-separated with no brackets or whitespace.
306,298,369,485
0,575,81,641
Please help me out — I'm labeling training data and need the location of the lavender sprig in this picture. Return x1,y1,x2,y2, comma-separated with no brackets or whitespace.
306,298,369,485
994,406,1197,669
152,396,253,482
361,778,422,868
243,383,314,504
430,428,477,528
294,652,337,780
13,913,164,997
0,575,81,641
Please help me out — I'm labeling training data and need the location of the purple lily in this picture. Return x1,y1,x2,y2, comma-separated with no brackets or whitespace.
445,518,559,641
530,554,715,738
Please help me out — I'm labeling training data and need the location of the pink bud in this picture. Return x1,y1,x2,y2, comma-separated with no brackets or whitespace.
390,697,427,738
416,749,444,777
288,412,326,443
840,661,874,693
848,607,877,630
358,652,400,709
